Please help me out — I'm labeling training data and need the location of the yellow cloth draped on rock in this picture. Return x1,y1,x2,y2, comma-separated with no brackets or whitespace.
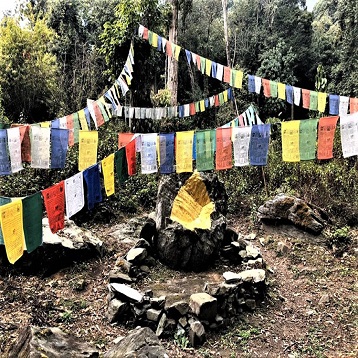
170,172,214,231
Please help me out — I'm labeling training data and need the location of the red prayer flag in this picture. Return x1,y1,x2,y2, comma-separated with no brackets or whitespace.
126,139,136,176
143,27,149,40
302,89,311,109
189,103,196,116
262,79,271,97
214,95,220,107
196,55,201,71
216,127,232,170
66,114,74,146
118,133,134,149
12,124,31,162
166,41,173,57
238,115,245,127
92,101,105,128
223,67,231,83
317,116,339,160
42,181,65,234
350,98,358,114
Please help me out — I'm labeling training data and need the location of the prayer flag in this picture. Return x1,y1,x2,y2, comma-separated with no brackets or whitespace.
65,172,85,218
231,70,243,89
286,85,293,105
205,59,212,76
78,109,89,130
254,76,262,94
196,130,215,171
66,114,75,146
200,56,206,74
278,83,286,100
73,112,81,143
118,133,134,149
143,27,148,40
270,81,278,98
281,121,300,162
7,127,22,173
126,138,136,176
232,126,251,167
152,32,158,48
189,103,196,116
83,164,103,210
166,41,172,57
329,94,339,115
176,131,194,173
216,63,223,81
317,116,339,159
196,54,201,71
249,124,271,166
102,153,115,196
317,92,327,113
350,98,358,114
114,148,129,184
184,103,190,117
84,107,91,129
0,196,11,245
214,95,220,107
12,124,31,162
248,75,255,93
30,126,50,169
309,91,318,111
293,86,301,106
0,130,11,175
42,181,65,234
78,130,98,171
51,128,69,169
173,44,181,60
339,96,349,115
0,200,24,263
138,24,144,37
340,113,358,158
185,49,191,64
262,79,271,97
211,61,217,78
223,66,231,83
216,127,232,170
299,119,318,160
302,89,311,109
22,192,43,253
140,133,157,174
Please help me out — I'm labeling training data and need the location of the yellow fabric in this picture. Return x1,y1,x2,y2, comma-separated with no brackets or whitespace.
152,33,158,48
282,120,300,162
170,172,214,231
174,45,181,61
102,153,115,196
233,70,243,89
156,135,160,166
78,109,89,130
278,83,286,100
205,59,212,76
318,92,327,113
124,74,131,86
176,130,194,173
0,200,25,264
78,130,98,171
199,100,205,112
223,90,228,102
41,121,51,128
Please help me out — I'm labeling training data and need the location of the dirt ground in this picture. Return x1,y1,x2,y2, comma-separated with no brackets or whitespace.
0,215,357,358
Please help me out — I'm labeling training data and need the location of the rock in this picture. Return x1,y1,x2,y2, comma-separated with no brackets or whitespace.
165,300,189,318
245,299,256,310
188,321,206,347
156,313,176,337
155,172,228,271
150,296,166,310
245,233,256,241
239,250,247,259
257,194,326,234
109,283,143,303
237,269,266,284
108,216,148,242
126,248,147,264
135,238,152,250
146,308,162,322
109,270,133,284
115,258,132,274
178,316,188,328
223,271,243,284
8,326,99,358
223,227,238,246
246,245,261,259
104,327,168,358
139,219,157,245
139,265,150,273
107,299,128,323
246,258,264,269
189,293,217,321
277,241,290,255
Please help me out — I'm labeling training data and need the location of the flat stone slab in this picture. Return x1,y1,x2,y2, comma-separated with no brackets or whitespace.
189,293,217,321
109,283,143,303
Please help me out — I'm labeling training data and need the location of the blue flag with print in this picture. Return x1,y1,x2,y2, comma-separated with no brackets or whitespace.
248,75,255,93
286,85,293,105
83,164,103,210
51,128,69,169
185,49,191,64
329,94,339,115
157,36,162,52
0,130,11,175
159,133,174,174
249,124,271,166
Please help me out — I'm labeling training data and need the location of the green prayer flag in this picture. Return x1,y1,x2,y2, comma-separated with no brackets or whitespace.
200,57,206,75
22,192,43,253
73,112,81,144
115,148,129,184
0,196,11,245
310,91,318,111
299,119,318,160
196,130,215,171
148,31,153,45
270,81,278,98
97,101,110,122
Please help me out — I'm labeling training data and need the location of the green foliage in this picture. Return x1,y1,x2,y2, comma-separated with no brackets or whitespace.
151,88,172,107
174,330,189,349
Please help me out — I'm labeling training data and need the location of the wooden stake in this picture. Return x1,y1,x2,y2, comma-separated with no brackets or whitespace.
261,166,269,197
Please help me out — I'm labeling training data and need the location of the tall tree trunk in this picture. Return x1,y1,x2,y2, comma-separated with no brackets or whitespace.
221,0,230,66
167,0,179,105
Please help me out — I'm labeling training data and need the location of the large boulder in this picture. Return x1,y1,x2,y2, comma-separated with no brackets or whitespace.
8,326,99,358
257,194,327,234
155,172,227,271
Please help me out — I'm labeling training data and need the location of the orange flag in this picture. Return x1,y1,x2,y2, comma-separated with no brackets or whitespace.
262,79,271,97
350,98,358,114
118,133,134,149
302,89,311,109
317,116,339,160
216,127,232,170
223,66,231,83
126,139,136,176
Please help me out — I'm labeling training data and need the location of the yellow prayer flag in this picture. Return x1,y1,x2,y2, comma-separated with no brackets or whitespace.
205,59,212,77
318,92,327,113
174,45,181,61
278,83,286,100
0,200,25,264
199,100,205,112
78,109,89,130
102,153,115,196
41,121,51,128
78,130,98,171
152,32,158,48
176,130,194,173
124,74,131,86
232,70,243,89
223,90,228,103
156,135,161,166
282,120,300,162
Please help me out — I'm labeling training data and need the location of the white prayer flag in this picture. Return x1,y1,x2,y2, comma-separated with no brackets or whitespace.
293,86,301,106
7,127,22,173
30,126,50,169
65,172,85,218
233,126,252,166
254,76,262,94
140,133,158,174
340,113,358,158
339,96,349,115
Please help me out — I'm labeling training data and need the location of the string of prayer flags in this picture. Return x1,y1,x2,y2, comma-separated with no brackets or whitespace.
42,181,65,234
7,127,23,173
293,86,301,106
0,200,25,264
329,95,339,115
340,113,358,158
282,120,300,162
158,133,175,174
22,192,43,253
339,96,349,115
309,91,318,111
114,148,129,183
317,116,339,160
65,172,85,218
350,98,358,114
278,83,286,101
317,92,327,113
299,119,318,161
30,126,50,169
102,154,115,196
126,138,137,176
302,89,311,109
249,124,271,166
83,164,103,210
216,127,233,170
232,126,251,167
0,196,11,245
176,130,194,173
51,128,69,169
78,130,98,171
196,130,215,171
0,130,11,175
140,133,158,174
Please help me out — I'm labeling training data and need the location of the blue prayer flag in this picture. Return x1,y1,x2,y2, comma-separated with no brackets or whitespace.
0,130,11,175
248,75,255,93
329,94,339,115
51,128,69,169
83,164,103,210
159,133,174,174
249,124,271,166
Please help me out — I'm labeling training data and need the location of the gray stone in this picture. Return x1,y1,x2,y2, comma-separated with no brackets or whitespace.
245,299,257,310
178,316,188,328
257,194,327,234
8,326,99,358
223,271,243,284
277,241,290,254
237,269,266,283
165,300,189,318
107,299,128,323
139,265,150,273
188,321,206,347
104,326,168,358
126,247,147,264
109,270,133,284
114,258,132,274
146,309,162,322
239,250,247,259
150,296,166,310
246,245,261,259
246,258,264,269
189,293,217,321
109,283,143,303
156,313,176,337
108,216,149,242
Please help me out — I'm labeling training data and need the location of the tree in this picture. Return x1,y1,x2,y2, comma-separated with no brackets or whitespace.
0,17,62,122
